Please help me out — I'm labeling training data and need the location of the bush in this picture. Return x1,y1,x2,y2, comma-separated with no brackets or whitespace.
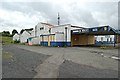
19,43,25,45
33,44,41,46
14,40,20,43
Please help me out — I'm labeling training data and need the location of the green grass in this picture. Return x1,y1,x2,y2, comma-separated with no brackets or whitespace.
1,36,13,44
32,44,41,46
3,52,13,59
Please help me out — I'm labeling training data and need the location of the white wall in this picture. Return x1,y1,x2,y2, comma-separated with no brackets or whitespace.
51,24,82,42
55,33,64,42
51,24,71,42
31,37,40,44
13,34,20,41
35,22,52,37
30,30,35,37
20,31,31,43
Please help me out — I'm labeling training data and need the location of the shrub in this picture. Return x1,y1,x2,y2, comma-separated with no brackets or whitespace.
14,40,20,44
19,43,25,45
33,44,41,46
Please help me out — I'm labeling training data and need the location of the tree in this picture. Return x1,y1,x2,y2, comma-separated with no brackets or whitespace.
12,29,18,36
20,29,25,34
20,28,33,34
2,31,11,37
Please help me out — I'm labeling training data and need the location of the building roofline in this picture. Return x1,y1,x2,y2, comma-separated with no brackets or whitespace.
53,24,71,27
71,25,86,29
40,22,54,26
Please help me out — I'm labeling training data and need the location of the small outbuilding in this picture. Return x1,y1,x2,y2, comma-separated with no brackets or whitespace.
13,33,20,41
20,28,34,43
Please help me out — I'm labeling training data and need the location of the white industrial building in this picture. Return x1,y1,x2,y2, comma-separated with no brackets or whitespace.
16,22,120,47
28,22,83,46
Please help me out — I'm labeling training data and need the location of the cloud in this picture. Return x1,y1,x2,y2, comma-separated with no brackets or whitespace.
0,1,118,33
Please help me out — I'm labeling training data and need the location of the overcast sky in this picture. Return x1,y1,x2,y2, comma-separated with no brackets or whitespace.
0,0,119,33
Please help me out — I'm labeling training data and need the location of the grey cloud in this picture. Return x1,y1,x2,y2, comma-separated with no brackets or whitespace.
0,1,118,32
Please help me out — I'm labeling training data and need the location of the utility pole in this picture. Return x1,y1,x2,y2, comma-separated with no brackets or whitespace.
65,27,67,46
58,12,60,25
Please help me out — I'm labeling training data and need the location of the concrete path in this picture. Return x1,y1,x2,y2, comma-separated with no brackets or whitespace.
34,53,65,78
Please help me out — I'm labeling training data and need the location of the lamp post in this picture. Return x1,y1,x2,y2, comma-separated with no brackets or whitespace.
65,27,67,46
114,32,116,47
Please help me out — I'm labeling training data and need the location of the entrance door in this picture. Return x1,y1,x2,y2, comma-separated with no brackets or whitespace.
48,36,54,46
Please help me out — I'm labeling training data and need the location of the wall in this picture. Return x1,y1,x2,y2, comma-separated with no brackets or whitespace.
71,35,95,46
13,34,20,41
30,30,35,37
31,37,40,45
88,35,95,45
116,35,120,43
35,23,52,37
51,24,74,42
20,31,31,43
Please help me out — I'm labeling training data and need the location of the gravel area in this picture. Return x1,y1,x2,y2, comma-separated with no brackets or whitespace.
58,60,118,78
2,44,50,78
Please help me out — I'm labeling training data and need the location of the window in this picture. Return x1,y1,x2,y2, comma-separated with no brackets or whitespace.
40,27,44,30
49,28,51,33
107,38,109,42
110,38,112,42
101,37,103,41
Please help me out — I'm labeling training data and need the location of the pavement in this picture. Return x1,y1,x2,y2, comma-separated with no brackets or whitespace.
2,44,119,78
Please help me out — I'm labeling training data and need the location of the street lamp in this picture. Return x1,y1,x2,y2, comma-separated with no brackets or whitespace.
65,27,67,46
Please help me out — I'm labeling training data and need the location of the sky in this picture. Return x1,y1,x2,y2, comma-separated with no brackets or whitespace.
0,0,119,33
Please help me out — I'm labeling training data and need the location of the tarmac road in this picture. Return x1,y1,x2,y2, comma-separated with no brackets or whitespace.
58,60,118,78
2,44,119,78
2,44,50,78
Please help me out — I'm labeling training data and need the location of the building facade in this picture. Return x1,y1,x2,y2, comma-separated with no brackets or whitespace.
71,26,120,46
40,24,83,46
21,22,120,47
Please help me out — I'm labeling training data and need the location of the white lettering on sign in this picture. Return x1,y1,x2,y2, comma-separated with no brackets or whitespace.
73,31,79,33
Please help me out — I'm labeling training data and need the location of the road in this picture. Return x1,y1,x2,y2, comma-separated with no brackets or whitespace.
2,44,118,78
2,44,49,78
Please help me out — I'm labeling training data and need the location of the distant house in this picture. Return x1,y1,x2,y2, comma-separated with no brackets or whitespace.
20,28,34,43
13,33,20,41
